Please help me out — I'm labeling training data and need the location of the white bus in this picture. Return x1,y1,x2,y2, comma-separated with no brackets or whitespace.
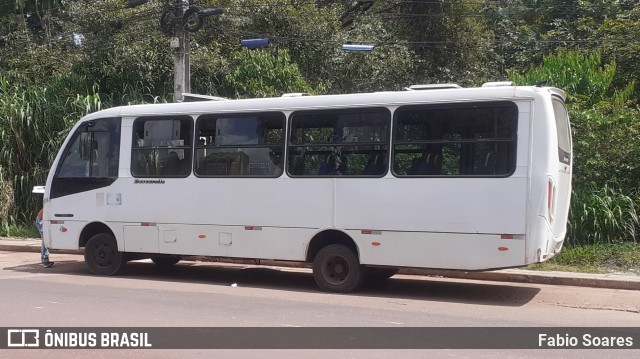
43,82,572,292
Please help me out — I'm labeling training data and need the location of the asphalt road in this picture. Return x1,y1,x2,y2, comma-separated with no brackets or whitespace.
1,251,639,359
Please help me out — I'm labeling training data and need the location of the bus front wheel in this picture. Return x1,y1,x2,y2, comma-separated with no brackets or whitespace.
312,244,362,293
84,233,125,276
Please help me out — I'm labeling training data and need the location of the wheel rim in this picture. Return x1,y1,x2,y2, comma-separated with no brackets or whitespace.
321,254,350,285
93,242,116,268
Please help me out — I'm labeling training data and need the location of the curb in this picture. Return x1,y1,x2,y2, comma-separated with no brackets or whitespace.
0,242,82,255
1,240,639,291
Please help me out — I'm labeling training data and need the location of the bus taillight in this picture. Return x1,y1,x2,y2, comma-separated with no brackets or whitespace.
547,179,556,222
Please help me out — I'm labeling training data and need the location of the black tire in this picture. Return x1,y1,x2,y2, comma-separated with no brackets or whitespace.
182,6,204,33
312,244,362,293
151,255,182,267
84,233,125,276
363,267,398,283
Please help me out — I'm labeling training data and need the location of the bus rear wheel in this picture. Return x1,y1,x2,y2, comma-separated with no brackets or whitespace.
84,233,124,276
313,244,362,293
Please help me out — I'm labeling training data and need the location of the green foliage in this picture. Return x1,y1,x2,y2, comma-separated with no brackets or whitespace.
531,242,640,274
225,49,313,98
485,0,625,71
570,106,640,191
509,50,633,107
369,0,498,86
598,5,640,100
0,224,39,238
66,1,174,103
0,75,102,225
0,175,13,228
568,186,639,245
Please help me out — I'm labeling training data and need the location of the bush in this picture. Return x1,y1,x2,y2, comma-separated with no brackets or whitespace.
570,106,640,192
567,186,639,245
0,75,102,226
0,177,13,226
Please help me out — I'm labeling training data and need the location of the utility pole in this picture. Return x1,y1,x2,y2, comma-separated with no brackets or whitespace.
172,0,190,102
160,1,223,102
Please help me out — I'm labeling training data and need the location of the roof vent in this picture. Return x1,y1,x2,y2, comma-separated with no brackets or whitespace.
404,84,461,91
481,81,516,87
281,93,312,97
181,93,228,102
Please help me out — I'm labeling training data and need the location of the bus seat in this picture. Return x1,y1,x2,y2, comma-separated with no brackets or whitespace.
476,152,496,175
228,152,249,175
290,154,305,175
408,153,431,175
363,153,379,175
363,153,386,175
374,153,387,175
427,154,442,175
318,155,333,175
318,154,347,175
162,152,180,175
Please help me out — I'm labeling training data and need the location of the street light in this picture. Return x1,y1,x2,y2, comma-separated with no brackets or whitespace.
241,38,270,48
341,44,375,52
127,0,148,8
199,8,224,17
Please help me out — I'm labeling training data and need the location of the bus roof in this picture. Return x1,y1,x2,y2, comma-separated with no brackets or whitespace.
82,84,563,121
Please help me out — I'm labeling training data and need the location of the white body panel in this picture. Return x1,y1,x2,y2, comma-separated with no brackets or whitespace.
44,85,572,271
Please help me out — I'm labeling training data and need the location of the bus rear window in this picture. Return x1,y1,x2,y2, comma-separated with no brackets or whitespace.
552,99,571,164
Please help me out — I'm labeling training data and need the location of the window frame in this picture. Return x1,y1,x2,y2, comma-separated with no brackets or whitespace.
50,117,121,199
130,115,194,178
391,101,519,178
552,97,572,165
287,107,392,178
194,112,286,178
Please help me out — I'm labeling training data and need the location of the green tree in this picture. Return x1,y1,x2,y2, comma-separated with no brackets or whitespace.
65,0,174,103
0,75,102,225
509,50,638,191
224,49,312,98
484,0,629,71
597,5,640,100
509,50,634,107
509,49,640,244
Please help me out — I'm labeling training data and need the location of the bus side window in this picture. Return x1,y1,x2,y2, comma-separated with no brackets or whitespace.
131,116,193,178
195,113,285,177
288,108,390,177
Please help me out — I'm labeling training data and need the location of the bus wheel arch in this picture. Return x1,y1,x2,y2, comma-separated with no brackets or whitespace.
79,222,116,249
306,230,363,293
81,223,124,276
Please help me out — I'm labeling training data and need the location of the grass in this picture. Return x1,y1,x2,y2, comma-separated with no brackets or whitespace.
0,224,40,238
529,242,640,274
